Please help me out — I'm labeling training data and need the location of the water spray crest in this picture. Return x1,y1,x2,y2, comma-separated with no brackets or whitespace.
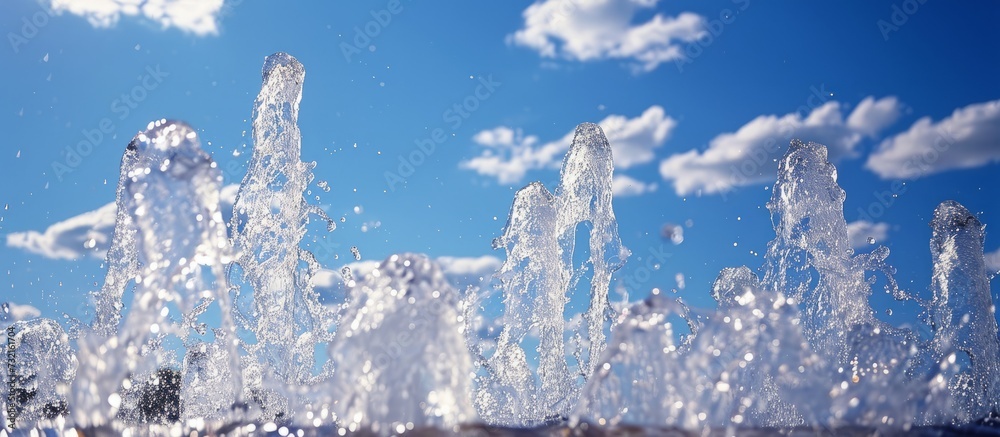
327,253,477,430
226,52,338,423
69,118,242,428
929,200,1000,422
575,139,1000,429
479,122,629,426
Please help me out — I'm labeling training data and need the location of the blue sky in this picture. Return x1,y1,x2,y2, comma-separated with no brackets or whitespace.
1,0,999,332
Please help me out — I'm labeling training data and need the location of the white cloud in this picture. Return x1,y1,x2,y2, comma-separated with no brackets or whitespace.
847,96,904,137
341,260,381,284
47,0,224,36
659,96,903,196
461,127,547,184
598,106,677,167
1,302,42,324
436,255,502,277
846,220,890,250
461,106,675,184
437,255,502,292
986,248,1000,273
318,256,501,295
508,0,706,72
309,268,347,290
6,184,238,260
220,183,239,205
865,99,1000,179
6,202,117,260
612,174,657,197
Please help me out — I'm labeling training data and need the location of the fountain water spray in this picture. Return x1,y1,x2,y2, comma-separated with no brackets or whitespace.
478,123,629,426
72,120,241,427
5,53,999,435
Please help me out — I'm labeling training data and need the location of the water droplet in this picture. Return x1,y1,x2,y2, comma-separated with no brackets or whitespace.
317,180,331,192
660,223,683,245
867,237,876,245
350,246,361,261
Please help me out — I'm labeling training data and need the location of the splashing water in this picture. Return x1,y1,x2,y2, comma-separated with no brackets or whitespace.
327,253,477,431
574,140,1000,430
6,53,1000,435
71,119,242,427
1,319,76,429
478,123,629,427
928,200,1000,423
228,53,337,400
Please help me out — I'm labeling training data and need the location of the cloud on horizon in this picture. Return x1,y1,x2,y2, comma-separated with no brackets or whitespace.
846,220,890,250
986,248,1000,273
461,105,675,185
312,255,502,299
612,174,657,197
659,96,903,196
1,302,42,324
6,184,239,260
46,0,225,36
866,99,1000,179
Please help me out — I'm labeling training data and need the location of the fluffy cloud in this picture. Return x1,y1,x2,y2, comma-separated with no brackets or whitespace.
659,96,903,196
865,99,1000,179
1,302,42,324
846,220,890,250
6,202,117,260
847,96,905,138
508,0,706,72
437,255,502,291
461,105,675,184
460,127,547,184
612,174,657,197
6,184,239,260
986,248,1000,274
47,0,225,35
316,255,501,296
